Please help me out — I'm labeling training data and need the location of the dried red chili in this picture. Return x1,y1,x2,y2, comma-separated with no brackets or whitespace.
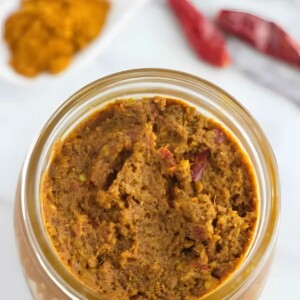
217,10,300,68
168,0,230,67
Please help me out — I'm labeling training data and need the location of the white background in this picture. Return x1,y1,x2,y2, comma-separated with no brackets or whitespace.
0,0,300,299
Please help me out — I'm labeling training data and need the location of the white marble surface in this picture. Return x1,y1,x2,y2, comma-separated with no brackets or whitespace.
0,0,300,299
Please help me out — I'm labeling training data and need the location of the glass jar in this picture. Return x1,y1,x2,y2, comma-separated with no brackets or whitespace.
15,69,280,300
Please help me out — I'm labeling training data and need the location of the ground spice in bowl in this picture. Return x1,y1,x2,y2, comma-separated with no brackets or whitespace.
4,0,110,77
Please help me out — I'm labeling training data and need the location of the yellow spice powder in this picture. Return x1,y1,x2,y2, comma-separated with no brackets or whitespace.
4,0,110,77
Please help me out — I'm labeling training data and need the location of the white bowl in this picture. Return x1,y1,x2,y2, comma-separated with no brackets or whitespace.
0,0,149,86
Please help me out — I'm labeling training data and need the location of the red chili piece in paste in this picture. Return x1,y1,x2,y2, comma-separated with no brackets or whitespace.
159,147,175,167
190,149,211,182
213,128,226,144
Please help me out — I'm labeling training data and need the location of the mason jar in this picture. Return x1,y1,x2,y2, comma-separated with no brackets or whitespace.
15,69,280,300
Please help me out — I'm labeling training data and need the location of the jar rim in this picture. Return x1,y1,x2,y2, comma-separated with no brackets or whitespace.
20,68,280,300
